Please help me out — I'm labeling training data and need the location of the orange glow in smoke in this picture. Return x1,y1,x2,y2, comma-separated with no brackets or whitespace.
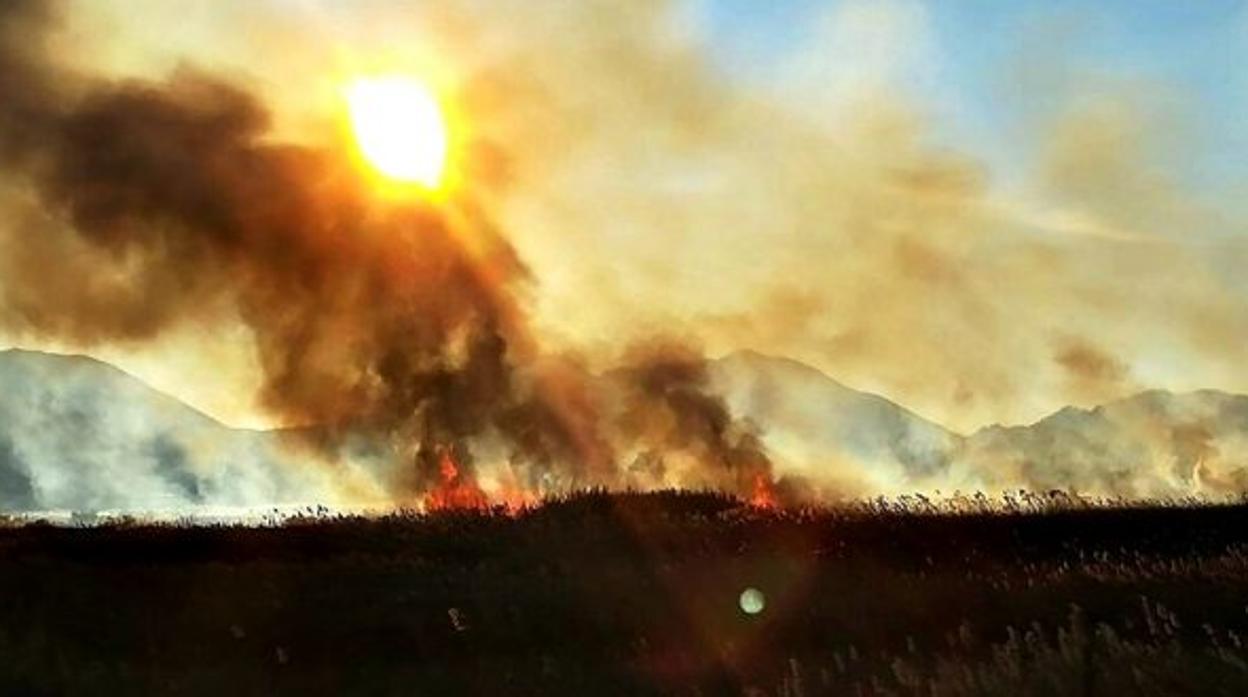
750,473,777,509
425,447,489,511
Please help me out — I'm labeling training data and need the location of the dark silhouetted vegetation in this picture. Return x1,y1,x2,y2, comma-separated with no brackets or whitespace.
3,490,1248,695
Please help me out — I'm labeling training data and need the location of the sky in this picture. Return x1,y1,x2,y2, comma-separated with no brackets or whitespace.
4,0,1248,435
707,0,1247,183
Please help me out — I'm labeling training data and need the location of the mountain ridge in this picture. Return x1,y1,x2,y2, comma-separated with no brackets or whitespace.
0,348,339,512
2,348,1247,510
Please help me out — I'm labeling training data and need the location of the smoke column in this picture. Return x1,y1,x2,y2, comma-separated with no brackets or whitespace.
0,0,779,507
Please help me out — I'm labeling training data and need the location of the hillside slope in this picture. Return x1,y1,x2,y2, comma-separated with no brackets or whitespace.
711,351,961,492
3,349,1247,510
957,390,1248,496
0,349,332,512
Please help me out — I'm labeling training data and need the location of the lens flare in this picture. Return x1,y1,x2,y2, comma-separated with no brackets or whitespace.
345,76,448,187
739,587,766,615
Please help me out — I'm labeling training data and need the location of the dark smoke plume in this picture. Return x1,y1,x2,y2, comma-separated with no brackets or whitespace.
0,0,778,505
611,344,777,504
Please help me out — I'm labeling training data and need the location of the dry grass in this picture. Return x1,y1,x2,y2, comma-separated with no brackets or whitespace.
1,490,1247,695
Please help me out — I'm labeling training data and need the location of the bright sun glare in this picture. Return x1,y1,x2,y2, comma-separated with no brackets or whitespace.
345,76,449,188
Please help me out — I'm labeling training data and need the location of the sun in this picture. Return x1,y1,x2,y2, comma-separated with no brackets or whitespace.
345,76,449,188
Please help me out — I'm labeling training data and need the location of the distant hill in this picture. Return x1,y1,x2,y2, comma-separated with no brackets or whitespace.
956,390,1248,497
0,349,333,512
712,351,1248,497
710,351,961,492
2,348,1247,512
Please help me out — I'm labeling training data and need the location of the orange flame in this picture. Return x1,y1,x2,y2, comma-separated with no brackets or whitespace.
749,472,777,509
425,446,489,511
440,450,459,481
496,485,537,514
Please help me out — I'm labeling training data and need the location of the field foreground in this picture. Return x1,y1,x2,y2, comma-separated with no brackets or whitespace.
4,491,1248,695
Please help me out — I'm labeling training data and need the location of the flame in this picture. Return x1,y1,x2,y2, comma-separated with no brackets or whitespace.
425,447,489,511
439,449,459,481
495,485,537,514
749,472,777,509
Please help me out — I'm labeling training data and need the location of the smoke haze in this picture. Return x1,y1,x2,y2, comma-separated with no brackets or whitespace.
0,0,786,506
1,0,1247,505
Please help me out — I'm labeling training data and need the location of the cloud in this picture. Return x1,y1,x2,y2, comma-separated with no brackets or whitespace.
778,0,938,110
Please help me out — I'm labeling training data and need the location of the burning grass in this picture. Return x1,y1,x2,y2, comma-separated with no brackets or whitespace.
3,490,1248,695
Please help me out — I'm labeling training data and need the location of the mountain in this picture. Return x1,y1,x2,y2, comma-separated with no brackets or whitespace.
0,349,335,513
2,348,959,511
955,390,1248,497
712,351,1248,498
2,349,1247,512
710,351,961,492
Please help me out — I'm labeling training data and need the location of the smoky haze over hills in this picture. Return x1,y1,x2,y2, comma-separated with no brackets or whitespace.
2,348,1247,513
0,349,343,513
709,351,961,496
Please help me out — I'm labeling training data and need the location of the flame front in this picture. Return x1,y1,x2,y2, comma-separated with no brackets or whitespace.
750,473,777,509
425,447,489,511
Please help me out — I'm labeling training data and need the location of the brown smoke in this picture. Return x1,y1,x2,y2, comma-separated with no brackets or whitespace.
0,0,779,506
1052,337,1133,405
610,343,777,504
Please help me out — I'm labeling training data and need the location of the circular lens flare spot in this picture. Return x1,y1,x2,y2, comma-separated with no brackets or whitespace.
739,587,766,615
346,76,448,187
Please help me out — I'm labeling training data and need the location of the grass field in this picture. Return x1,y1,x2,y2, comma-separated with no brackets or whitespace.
3,491,1248,695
